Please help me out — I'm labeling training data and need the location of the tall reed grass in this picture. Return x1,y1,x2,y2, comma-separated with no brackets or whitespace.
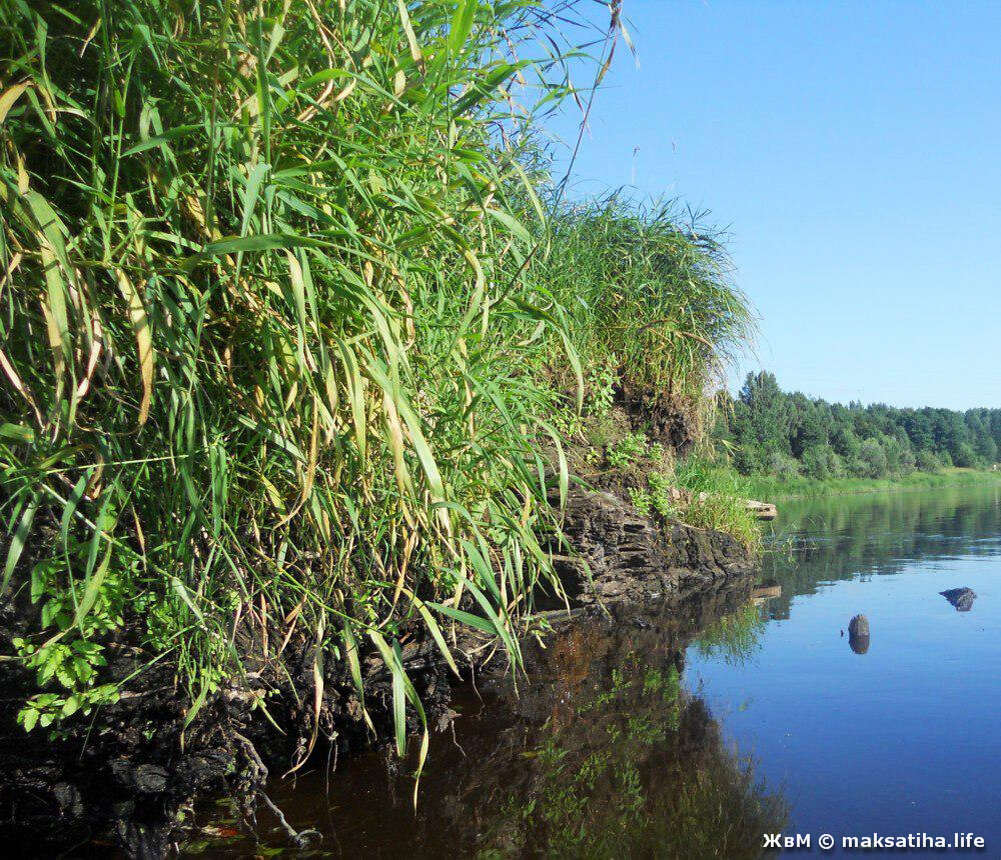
542,197,754,408
1,0,753,766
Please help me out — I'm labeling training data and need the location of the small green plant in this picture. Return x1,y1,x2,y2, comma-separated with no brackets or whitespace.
14,634,120,732
586,355,619,419
12,508,130,733
550,397,585,441
647,472,679,518
628,472,682,520
608,432,650,469
628,487,652,516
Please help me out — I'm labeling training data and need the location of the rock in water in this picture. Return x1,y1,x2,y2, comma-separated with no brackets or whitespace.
848,614,870,654
940,587,977,612
848,614,869,637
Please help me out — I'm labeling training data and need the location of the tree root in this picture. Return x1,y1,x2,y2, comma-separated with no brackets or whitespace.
230,730,321,849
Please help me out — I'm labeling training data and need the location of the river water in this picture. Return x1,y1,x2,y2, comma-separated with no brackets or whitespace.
189,483,1001,857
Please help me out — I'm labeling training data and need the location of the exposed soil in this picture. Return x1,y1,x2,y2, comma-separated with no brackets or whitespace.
617,383,701,457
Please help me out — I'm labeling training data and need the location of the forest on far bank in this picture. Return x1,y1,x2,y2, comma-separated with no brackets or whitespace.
719,372,1001,480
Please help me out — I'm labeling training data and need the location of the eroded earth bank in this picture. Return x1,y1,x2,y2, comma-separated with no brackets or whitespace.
1,479,761,858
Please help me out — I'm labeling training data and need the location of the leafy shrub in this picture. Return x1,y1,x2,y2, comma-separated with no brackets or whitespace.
586,355,619,420
857,439,889,478
916,450,943,472
801,445,842,480
766,452,800,480
952,443,979,468
628,487,653,517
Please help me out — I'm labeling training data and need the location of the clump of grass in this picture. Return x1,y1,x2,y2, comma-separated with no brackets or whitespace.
674,457,763,551
541,196,755,407
621,452,760,550
0,0,757,775
0,0,609,760
536,197,759,548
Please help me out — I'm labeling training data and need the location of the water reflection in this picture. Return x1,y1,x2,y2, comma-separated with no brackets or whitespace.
192,486,1001,857
189,580,786,858
689,483,1001,852
760,484,1001,620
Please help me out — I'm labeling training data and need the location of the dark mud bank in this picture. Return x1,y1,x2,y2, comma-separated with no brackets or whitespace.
0,487,754,858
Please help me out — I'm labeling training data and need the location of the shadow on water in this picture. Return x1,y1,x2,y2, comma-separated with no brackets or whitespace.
186,579,787,858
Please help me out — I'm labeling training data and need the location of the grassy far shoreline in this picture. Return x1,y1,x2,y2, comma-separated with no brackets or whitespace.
745,467,1001,501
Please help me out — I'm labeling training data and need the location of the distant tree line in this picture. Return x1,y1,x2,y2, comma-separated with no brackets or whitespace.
719,372,1001,480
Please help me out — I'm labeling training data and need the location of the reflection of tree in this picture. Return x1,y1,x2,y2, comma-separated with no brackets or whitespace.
762,485,1001,619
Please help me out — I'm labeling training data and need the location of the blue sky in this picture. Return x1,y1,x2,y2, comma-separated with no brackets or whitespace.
546,0,1001,409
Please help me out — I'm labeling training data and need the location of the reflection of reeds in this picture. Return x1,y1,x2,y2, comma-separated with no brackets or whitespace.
695,601,767,667
465,654,787,858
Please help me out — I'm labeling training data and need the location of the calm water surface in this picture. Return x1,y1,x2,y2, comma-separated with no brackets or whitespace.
192,484,1001,857
688,483,1001,854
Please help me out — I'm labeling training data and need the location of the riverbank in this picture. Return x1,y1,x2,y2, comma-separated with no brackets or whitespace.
1,4,762,856
0,486,756,857
186,572,783,857
745,467,1001,501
